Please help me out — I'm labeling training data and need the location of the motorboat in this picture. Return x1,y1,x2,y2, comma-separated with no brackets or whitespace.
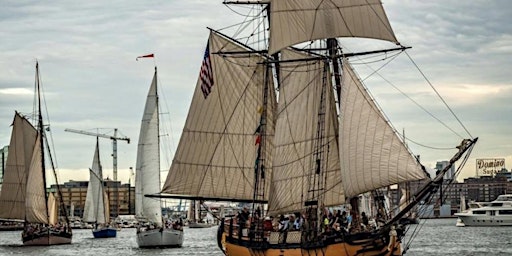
455,194,512,226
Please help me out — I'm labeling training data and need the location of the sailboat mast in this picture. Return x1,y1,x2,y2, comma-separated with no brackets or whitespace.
249,3,273,216
94,137,103,224
154,66,163,217
327,39,342,105
35,61,50,222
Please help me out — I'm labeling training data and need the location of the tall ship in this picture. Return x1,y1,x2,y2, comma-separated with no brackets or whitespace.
0,62,72,245
147,1,478,255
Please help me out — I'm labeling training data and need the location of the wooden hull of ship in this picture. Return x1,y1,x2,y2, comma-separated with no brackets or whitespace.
22,231,72,246
218,222,402,256
222,241,401,256
136,228,184,248
92,227,117,238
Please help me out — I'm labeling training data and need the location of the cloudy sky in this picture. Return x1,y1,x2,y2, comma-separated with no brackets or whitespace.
0,0,511,186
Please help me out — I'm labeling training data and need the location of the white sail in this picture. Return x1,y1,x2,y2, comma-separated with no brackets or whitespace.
70,202,75,218
269,0,398,54
194,201,200,222
135,168,142,217
268,48,343,215
103,190,110,221
399,187,408,211
0,113,37,220
187,201,193,221
339,59,427,199
47,192,58,226
83,140,107,224
161,31,276,202
135,68,162,226
25,132,49,224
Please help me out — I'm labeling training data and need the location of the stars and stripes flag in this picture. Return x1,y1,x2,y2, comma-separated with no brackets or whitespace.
200,41,214,98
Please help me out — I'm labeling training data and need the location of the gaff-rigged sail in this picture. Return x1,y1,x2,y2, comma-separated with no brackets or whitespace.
269,0,398,54
268,48,343,216
25,132,50,224
47,192,58,226
0,113,37,220
339,59,427,199
161,31,276,202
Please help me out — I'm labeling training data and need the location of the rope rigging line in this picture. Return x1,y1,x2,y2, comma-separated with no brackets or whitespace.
349,49,467,147
405,51,473,139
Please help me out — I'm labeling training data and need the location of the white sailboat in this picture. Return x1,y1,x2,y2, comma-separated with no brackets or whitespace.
135,66,184,248
0,61,72,245
188,200,213,228
83,138,116,238
147,1,478,256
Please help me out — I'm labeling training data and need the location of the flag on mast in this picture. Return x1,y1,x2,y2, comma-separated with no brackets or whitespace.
136,53,154,61
199,41,214,98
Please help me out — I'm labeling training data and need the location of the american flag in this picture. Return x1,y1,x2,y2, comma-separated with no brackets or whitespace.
200,41,214,98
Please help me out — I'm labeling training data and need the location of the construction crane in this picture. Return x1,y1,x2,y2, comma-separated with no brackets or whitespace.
65,128,130,216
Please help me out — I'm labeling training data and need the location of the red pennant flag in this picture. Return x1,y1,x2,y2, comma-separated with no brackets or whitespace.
136,53,154,61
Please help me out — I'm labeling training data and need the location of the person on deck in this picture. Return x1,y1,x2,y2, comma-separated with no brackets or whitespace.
238,207,250,227
361,212,369,230
346,211,353,232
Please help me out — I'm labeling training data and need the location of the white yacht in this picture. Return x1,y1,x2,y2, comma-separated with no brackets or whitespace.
455,194,512,226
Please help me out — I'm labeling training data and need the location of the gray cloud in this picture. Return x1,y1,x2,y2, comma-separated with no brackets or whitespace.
0,1,511,183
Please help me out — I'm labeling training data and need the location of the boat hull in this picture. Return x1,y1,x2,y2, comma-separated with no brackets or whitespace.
220,233,402,256
136,228,183,248
454,215,512,226
224,242,401,256
22,231,72,246
92,227,117,238
218,223,402,256
189,222,214,228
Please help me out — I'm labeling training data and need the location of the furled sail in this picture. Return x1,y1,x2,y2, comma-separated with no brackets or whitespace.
269,0,399,54
161,31,276,202
83,140,107,224
0,113,37,220
268,48,343,216
135,68,162,226
339,59,426,199
25,132,49,224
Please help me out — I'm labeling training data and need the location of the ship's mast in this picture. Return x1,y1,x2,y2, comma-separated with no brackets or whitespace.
35,61,50,223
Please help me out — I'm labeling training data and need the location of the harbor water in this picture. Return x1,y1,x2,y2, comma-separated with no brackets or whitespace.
1,219,511,256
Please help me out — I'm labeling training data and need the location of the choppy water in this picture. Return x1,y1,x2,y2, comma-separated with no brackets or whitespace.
0,219,511,256
0,226,223,256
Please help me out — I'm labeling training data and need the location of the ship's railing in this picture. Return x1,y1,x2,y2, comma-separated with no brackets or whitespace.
223,217,302,245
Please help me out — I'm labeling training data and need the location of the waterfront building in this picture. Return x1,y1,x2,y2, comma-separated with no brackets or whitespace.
389,165,512,218
436,160,456,181
49,179,135,219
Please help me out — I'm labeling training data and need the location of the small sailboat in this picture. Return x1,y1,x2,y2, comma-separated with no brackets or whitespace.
135,66,184,248
0,61,72,245
83,138,117,238
188,200,213,228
